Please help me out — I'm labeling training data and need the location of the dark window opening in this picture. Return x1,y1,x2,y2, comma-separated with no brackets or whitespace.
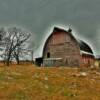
47,52,50,58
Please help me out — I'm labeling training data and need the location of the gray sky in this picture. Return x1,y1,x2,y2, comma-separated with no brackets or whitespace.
0,0,100,55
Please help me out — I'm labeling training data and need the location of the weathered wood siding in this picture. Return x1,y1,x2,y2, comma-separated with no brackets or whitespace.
43,31,81,67
80,54,95,67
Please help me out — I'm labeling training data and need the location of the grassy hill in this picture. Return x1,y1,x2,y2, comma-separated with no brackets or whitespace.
0,64,99,100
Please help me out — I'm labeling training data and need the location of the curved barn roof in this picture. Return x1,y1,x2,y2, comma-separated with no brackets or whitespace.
34,27,94,58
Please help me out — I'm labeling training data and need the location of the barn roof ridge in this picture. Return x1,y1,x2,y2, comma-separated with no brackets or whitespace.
53,26,72,33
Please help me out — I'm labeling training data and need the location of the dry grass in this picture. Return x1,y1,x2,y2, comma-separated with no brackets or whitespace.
0,64,99,100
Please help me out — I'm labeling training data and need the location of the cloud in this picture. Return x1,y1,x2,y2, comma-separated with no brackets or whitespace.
0,0,99,54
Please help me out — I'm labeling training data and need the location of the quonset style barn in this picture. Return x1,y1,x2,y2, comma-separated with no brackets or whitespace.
35,27,95,67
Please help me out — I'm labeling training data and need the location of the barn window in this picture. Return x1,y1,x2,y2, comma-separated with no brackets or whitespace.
47,52,50,58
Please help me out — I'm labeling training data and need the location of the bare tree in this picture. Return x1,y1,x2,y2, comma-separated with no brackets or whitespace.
0,27,31,66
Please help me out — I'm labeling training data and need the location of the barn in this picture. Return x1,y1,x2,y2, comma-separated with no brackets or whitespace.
35,27,95,67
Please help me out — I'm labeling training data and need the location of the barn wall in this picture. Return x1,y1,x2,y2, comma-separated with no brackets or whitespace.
43,31,81,67
81,54,95,67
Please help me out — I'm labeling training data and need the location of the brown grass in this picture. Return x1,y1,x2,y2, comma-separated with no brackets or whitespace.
0,64,99,100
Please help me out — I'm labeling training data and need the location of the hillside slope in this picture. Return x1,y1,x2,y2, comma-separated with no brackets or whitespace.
0,64,99,100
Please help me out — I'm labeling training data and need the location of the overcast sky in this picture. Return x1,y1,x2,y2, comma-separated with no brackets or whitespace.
0,0,100,55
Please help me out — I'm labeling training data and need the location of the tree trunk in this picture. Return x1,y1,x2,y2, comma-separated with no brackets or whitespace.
16,55,20,65
6,51,11,66
6,56,10,66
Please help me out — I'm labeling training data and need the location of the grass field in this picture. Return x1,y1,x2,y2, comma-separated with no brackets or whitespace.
0,64,100,100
